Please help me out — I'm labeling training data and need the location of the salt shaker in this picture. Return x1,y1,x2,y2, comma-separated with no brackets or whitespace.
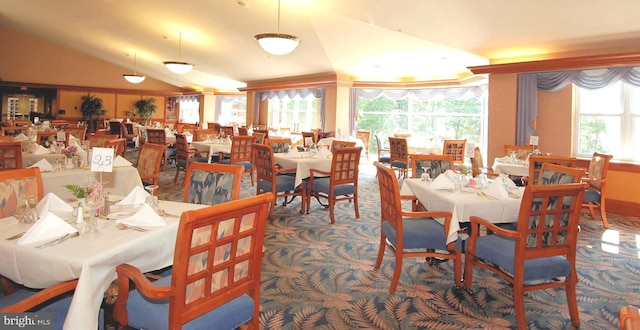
103,193,110,216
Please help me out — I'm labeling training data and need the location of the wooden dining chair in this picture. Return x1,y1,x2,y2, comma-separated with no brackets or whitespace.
581,152,613,228
113,193,274,330
1,126,29,137
356,130,371,158
538,162,585,185
463,183,587,329
219,135,254,186
264,138,292,153
146,128,176,171
373,162,462,294
0,167,43,217
528,155,578,185
193,129,218,142
619,306,640,330
174,133,210,185
135,143,166,186
0,136,14,142
0,142,23,171
207,122,221,132
374,134,390,164
393,133,411,138
0,278,87,329
103,138,126,157
64,126,88,142
252,129,269,139
252,132,266,145
183,162,243,205
237,126,249,136
254,144,304,218
37,131,70,148
410,154,454,180
88,134,119,148
121,122,137,154
301,131,317,148
443,139,466,166
504,144,534,161
389,137,409,178
307,147,362,224
219,126,235,137
330,140,356,152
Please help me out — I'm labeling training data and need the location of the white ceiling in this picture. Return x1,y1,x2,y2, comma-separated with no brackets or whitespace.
2,0,640,91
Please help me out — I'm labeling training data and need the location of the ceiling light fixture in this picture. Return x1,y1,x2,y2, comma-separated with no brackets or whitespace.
123,52,146,84
254,0,300,56
163,32,194,74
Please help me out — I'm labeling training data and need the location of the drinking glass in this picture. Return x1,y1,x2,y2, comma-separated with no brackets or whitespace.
145,185,160,212
82,203,102,233
421,167,431,181
17,196,38,225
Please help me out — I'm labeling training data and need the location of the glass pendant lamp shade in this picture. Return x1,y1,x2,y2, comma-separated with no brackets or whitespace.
255,33,300,56
255,0,300,56
123,74,146,84
123,52,146,83
163,61,194,74
163,32,194,74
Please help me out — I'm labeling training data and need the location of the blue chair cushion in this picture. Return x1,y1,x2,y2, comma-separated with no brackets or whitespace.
379,156,391,163
475,234,572,281
584,188,601,203
177,156,208,168
126,275,254,330
220,159,251,170
310,177,354,196
391,160,407,169
382,218,462,251
166,147,177,157
258,174,296,193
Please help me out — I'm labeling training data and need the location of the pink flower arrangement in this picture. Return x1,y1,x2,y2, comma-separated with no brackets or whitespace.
61,145,78,158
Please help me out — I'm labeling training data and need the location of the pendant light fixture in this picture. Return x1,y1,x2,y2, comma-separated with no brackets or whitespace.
254,0,300,56
163,32,194,74
123,52,146,84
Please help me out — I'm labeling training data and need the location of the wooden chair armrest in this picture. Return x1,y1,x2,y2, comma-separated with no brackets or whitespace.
469,216,521,239
0,279,79,312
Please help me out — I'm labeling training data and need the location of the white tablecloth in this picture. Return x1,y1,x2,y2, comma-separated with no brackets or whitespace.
190,141,232,163
0,200,206,329
41,166,144,202
22,152,66,168
273,153,332,187
400,178,523,244
491,157,529,177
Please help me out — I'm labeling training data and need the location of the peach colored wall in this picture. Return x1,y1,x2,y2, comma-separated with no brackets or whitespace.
58,91,87,118
536,86,573,156
0,25,181,92
486,74,518,161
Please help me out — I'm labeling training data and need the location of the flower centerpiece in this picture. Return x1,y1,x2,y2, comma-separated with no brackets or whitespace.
64,182,102,200
61,145,78,159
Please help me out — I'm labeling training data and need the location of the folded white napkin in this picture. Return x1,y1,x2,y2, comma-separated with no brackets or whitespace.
29,159,53,172
316,147,331,159
115,203,165,227
33,144,50,155
286,148,299,158
481,180,510,200
113,155,133,167
14,133,29,141
117,186,150,206
35,193,74,218
429,170,457,190
17,212,77,245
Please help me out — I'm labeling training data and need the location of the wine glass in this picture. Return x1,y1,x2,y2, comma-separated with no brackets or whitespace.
145,185,160,212
17,196,38,225
421,167,431,181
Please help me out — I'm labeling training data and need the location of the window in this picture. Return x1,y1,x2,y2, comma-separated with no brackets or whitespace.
356,88,487,158
269,94,318,131
218,96,246,126
179,99,199,124
575,81,640,161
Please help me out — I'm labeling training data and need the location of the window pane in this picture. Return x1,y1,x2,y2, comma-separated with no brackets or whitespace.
577,116,619,155
630,86,640,115
578,82,622,115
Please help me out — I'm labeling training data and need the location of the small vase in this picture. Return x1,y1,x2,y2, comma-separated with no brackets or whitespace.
65,157,75,169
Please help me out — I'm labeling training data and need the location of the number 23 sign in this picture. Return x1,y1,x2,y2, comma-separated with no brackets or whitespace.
90,147,114,172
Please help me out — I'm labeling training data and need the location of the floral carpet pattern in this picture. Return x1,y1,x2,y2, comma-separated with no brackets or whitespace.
153,160,640,330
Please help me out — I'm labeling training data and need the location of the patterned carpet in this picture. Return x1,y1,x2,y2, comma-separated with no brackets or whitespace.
152,159,640,330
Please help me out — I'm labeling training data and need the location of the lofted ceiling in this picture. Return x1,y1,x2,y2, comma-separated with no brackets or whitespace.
2,0,640,91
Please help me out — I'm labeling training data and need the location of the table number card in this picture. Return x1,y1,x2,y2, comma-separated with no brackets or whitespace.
57,131,67,142
529,135,539,147
90,147,114,172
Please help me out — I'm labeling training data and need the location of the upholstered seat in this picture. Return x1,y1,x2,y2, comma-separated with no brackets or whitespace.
174,133,209,185
136,143,166,186
113,193,274,330
0,167,43,217
389,137,409,178
265,138,291,153
373,162,462,294
218,135,254,185
374,134,390,164
581,152,613,228
183,162,243,205
146,128,177,170
527,155,578,185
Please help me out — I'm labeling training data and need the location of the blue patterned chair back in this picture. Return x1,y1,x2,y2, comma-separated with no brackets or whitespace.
184,163,243,205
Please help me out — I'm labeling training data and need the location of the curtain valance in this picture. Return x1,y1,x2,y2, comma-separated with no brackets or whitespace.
255,88,326,129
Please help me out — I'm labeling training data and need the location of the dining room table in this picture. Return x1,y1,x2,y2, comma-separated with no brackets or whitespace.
40,164,144,202
22,151,66,168
273,152,333,187
491,156,529,177
0,198,206,329
400,178,524,244
190,140,232,163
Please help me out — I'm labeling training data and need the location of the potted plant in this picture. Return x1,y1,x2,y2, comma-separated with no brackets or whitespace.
134,98,157,126
80,95,104,133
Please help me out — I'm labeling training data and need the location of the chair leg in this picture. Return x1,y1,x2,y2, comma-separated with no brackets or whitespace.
329,198,336,224
374,236,386,270
463,254,475,290
452,251,462,287
389,251,403,294
353,193,360,219
513,283,527,329
600,201,610,229
566,274,581,327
